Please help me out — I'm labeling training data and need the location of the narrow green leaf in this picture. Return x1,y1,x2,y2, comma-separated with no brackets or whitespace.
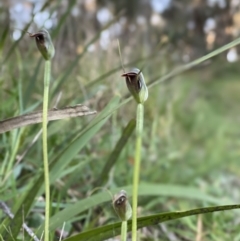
0,25,9,51
23,58,42,107
52,0,77,38
47,183,226,233
96,119,136,186
148,37,240,89
64,204,240,241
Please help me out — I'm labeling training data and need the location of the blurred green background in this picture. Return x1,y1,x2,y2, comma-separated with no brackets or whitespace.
1,0,240,240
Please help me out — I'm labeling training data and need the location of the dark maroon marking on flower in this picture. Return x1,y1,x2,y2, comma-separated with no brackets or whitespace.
114,195,126,206
122,72,142,91
29,33,45,45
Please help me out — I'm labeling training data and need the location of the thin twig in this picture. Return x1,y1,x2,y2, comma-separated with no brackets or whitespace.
0,104,97,134
0,201,40,241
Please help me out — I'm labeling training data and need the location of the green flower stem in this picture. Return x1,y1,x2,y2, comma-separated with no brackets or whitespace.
132,103,144,241
43,60,51,241
121,221,127,241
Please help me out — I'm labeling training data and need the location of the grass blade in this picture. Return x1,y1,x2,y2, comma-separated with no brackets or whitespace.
52,0,77,38
0,25,9,52
148,37,240,89
96,119,136,186
46,183,226,233
63,204,240,241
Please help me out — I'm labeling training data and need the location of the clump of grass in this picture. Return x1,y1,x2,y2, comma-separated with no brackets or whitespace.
30,29,55,241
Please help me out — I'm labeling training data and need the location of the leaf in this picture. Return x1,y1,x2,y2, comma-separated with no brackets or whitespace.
0,25,9,51
148,37,240,89
96,119,136,186
63,204,240,241
46,183,226,233
52,0,77,38
23,59,42,107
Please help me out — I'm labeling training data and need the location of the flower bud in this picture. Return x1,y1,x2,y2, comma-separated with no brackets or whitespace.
30,29,55,60
113,190,132,221
122,68,148,104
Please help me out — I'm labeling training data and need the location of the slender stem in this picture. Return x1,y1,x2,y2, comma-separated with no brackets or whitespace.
132,103,144,241
43,60,51,241
121,221,127,241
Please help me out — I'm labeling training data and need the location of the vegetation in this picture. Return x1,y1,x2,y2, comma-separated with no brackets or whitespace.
0,1,240,240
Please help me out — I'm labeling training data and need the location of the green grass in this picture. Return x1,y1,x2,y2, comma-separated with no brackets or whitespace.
1,2,240,240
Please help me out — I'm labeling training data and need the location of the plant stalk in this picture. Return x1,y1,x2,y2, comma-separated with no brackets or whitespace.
43,60,51,241
121,221,127,241
132,103,144,241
